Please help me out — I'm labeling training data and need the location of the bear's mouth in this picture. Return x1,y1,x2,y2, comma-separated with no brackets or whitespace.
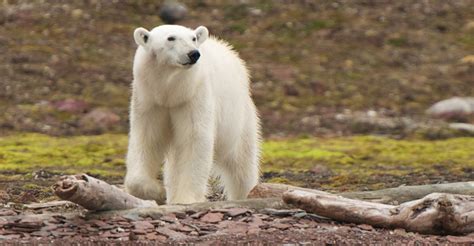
180,61,196,66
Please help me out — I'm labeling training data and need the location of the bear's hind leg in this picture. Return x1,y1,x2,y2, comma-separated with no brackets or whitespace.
219,135,260,201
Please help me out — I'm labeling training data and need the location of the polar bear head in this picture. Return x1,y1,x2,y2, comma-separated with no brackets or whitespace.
133,25,209,68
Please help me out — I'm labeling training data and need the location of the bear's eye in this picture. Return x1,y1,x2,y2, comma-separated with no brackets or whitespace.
192,37,197,42
167,36,176,41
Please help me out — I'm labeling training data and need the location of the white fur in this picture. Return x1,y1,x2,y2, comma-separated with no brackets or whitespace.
125,25,261,204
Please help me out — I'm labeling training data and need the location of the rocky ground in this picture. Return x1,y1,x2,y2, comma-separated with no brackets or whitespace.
1,206,473,244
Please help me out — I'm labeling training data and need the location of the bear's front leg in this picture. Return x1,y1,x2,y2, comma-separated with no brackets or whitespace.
165,99,214,204
125,105,170,204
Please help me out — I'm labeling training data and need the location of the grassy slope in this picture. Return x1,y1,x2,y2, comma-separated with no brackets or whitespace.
0,1,473,135
1,134,472,196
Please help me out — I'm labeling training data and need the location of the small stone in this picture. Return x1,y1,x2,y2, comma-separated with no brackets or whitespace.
200,212,224,223
221,221,248,234
161,214,177,223
79,108,120,132
460,55,474,65
392,228,407,236
159,1,187,24
216,208,251,217
426,97,474,121
357,224,374,231
247,227,261,235
174,211,187,219
156,227,187,239
170,224,194,233
309,164,333,176
71,9,83,19
131,228,147,235
247,7,262,16
449,123,474,133
190,210,208,219
0,209,16,217
7,218,44,231
132,221,154,231
52,99,88,113
284,83,299,96
146,233,166,241
249,216,264,228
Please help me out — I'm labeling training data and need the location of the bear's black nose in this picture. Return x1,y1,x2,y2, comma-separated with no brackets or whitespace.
187,50,200,64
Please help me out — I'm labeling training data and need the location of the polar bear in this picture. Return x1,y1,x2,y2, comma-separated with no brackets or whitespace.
124,24,261,204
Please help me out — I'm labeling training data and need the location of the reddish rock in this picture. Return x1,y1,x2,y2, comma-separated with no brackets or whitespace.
79,108,120,131
131,228,147,235
0,209,17,217
132,221,154,231
52,99,89,113
249,216,264,228
226,208,251,217
310,164,333,176
170,224,194,233
146,233,167,241
357,224,374,231
220,221,249,234
156,227,187,240
190,210,208,219
200,212,224,223
161,214,178,223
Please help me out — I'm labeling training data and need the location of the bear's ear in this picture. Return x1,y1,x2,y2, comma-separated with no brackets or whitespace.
134,27,150,47
194,26,209,45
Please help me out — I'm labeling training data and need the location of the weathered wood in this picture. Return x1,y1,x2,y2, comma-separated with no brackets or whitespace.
341,182,474,204
283,190,474,235
53,174,287,212
53,174,157,211
249,182,474,204
24,200,75,210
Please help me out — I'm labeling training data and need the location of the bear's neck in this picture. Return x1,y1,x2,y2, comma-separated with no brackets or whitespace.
133,55,205,108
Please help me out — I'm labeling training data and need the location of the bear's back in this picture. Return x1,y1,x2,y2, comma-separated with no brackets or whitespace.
199,37,250,97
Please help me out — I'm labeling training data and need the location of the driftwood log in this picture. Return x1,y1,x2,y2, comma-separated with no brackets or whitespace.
249,182,474,204
53,174,474,235
53,174,157,210
53,174,285,212
283,190,474,235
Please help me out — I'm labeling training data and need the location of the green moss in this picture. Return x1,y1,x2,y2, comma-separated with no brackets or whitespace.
306,19,335,30
21,183,42,190
1,134,472,192
263,136,474,190
267,177,291,184
387,37,408,47
0,133,127,178
459,34,474,50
